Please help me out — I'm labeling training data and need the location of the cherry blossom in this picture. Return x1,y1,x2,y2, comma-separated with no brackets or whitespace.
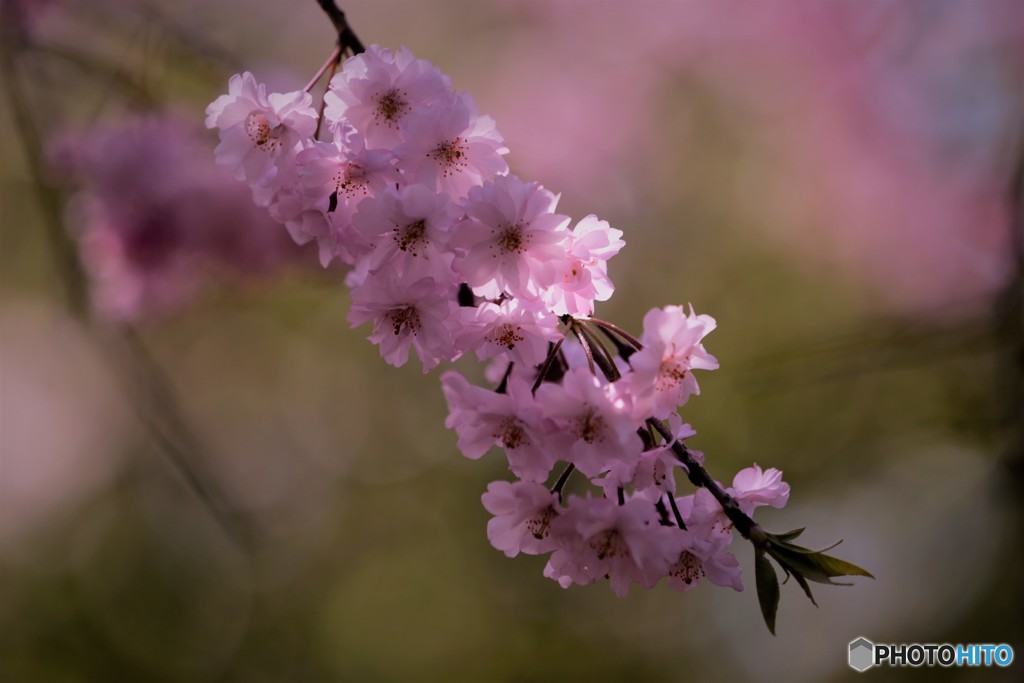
205,72,317,185
545,496,681,596
728,464,791,517
598,414,696,499
395,94,509,198
453,299,562,367
204,42,796,603
665,528,743,592
347,267,458,371
352,184,461,279
296,134,399,204
452,173,570,301
545,214,625,317
535,366,643,478
481,480,562,557
323,44,452,148
626,304,719,420
441,370,556,482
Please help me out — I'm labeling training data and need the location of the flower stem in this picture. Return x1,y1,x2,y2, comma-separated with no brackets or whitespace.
312,50,341,140
579,317,644,351
667,493,687,530
569,323,598,376
531,338,564,394
304,45,342,92
579,321,621,380
551,463,575,502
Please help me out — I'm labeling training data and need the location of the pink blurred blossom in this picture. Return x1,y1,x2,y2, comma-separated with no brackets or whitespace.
0,304,129,548
52,114,307,321
485,0,1024,315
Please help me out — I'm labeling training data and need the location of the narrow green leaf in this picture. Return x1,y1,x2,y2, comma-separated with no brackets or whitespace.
769,544,875,585
806,551,875,580
755,550,781,635
790,569,818,607
774,528,806,543
774,537,844,555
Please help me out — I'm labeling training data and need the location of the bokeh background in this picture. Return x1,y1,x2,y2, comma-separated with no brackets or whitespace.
1,1,1022,681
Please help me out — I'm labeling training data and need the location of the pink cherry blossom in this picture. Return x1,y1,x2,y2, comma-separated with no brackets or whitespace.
452,173,570,301
675,487,733,540
727,464,790,516
441,370,556,482
535,366,642,478
352,184,461,280
545,496,680,596
453,299,562,367
199,40,803,604
544,214,625,317
481,480,562,557
271,190,365,268
395,93,509,198
626,305,719,420
59,114,301,320
598,414,696,499
296,134,399,205
347,267,458,372
205,71,316,185
665,528,743,592
323,44,452,148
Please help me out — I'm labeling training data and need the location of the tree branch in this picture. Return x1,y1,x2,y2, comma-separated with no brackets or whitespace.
647,418,761,542
315,0,365,55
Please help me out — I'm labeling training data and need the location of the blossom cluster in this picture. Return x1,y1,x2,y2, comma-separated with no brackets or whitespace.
206,44,790,596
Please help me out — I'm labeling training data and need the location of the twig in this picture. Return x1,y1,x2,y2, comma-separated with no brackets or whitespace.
2,19,248,550
111,327,251,547
315,0,366,55
577,321,620,380
531,338,565,394
312,51,341,141
569,323,598,376
304,45,342,92
647,418,760,541
1,29,89,316
579,317,644,351
551,463,575,502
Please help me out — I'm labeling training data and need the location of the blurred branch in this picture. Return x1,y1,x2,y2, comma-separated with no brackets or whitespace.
1,20,89,316
2,18,249,551
137,1,245,73
31,42,159,107
109,327,252,548
734,315,993,390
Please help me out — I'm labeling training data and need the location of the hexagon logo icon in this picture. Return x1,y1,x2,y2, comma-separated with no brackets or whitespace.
849,637,875,672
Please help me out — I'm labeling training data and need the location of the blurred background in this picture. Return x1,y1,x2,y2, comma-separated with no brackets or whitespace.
1,1,1022,681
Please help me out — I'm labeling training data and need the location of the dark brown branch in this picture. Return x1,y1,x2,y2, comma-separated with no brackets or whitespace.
315,0,366,55
578,321,621,380
647,418,761,542
551,463,575,502
532,338,565,394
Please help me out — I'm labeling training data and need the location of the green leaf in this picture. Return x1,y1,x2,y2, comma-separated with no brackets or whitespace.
774,538,844,555
774,528,806,543
790,568,818,607
755,550,781,635
768,542,875,586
